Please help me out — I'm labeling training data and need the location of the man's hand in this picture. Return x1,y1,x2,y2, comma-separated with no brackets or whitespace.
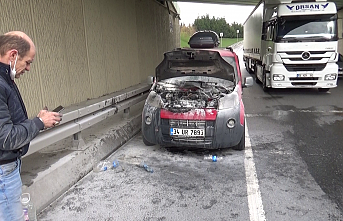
37,110,62,128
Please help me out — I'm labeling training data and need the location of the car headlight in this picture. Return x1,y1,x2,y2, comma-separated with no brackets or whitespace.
273,74,285,81
145,91,162,108
324,74,337,80
145,114,152,125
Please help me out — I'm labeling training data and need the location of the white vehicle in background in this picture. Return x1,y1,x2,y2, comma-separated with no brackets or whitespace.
243,0,338,92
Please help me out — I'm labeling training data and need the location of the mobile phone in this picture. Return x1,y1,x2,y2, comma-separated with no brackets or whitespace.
52,105,64,113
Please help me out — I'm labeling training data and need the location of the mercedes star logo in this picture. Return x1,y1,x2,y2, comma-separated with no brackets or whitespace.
301,51,311,60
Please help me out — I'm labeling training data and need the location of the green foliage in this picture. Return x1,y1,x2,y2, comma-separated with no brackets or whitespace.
180,15,244,48
180,32,190,48
220,38,243,47
193,14,244,38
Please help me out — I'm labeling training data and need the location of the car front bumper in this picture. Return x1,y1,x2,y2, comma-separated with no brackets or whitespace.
142,106,244,149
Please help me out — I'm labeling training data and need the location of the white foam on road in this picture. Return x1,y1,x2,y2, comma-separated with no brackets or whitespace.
244,121,267,221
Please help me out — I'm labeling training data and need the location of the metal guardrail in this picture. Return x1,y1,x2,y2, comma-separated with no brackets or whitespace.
24,83,151,157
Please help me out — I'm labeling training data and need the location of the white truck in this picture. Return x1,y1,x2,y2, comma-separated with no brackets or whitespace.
243,1,338,92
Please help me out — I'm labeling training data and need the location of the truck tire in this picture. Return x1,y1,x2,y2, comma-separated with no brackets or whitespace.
245,64,253,74
255,67,261,84
142,135,154,146
262,69,269,92
318,88,330,93
232,126,245,151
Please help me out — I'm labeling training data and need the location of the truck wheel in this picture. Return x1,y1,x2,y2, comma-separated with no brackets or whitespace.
255,75,261,84
262,70,269,92
254,67,261,84
318,88,330,93
142,135,154,146
245,63,250,73
232,126,245,151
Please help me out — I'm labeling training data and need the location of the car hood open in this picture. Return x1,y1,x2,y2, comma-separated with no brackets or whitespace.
156,48,235,82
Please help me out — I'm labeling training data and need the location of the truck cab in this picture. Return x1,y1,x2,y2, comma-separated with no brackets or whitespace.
244,1,338,92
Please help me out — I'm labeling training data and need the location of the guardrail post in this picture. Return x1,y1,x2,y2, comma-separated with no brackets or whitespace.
72,132,86,150
123,107,130,119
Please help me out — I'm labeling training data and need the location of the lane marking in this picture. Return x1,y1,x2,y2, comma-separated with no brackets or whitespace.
245,122,266,221
246,109,343,118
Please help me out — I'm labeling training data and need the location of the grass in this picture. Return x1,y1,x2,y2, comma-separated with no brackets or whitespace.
180,32,190,48
181,33,243,48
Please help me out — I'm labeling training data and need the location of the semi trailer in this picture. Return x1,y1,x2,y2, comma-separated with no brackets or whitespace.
243,0,338,92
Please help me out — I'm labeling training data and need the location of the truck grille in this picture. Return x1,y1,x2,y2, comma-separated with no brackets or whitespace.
288,57,322,61
284,51,327,55
284,64,326,72
291,82,317,86
289,77,319,81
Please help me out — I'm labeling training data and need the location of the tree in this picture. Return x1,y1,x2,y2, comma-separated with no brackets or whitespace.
193,14,244,38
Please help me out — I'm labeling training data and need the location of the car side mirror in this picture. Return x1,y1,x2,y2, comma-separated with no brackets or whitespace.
147,76,154,85
243,76,253,88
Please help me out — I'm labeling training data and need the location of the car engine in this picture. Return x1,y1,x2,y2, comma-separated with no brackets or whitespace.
155,81,231,112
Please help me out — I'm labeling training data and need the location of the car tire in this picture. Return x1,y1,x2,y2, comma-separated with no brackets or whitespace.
318,88,330,93
232,126,245,151
142,135,154,146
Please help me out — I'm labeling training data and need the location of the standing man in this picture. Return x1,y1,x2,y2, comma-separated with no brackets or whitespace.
0,31,61,221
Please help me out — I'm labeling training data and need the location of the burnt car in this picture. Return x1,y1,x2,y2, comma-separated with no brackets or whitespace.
141,48,253,150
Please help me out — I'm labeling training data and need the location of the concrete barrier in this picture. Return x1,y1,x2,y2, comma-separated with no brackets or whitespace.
21,101,145,213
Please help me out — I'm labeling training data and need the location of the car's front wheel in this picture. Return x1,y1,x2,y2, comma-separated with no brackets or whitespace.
142,135,155,146
232,126,245,151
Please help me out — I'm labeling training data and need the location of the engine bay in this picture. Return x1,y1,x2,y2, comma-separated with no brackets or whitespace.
155,80,234,112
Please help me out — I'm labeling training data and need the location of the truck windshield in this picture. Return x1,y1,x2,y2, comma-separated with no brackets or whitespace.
276,15,337,42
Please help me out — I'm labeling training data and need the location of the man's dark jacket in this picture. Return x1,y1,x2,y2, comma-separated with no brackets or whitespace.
0,62,44,162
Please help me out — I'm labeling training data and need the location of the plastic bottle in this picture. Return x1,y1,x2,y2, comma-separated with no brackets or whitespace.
139,162,154,173
204,155,223,162
93,160,119,172
21,193,37,221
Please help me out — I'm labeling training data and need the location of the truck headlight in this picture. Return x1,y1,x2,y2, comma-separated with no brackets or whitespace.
324,74,337,80
273,74,285,81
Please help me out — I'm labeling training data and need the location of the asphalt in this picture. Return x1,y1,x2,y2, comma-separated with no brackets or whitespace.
20,101,145,213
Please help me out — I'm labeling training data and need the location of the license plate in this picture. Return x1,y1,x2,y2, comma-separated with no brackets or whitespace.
297,73,313,77
170,128,205,137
